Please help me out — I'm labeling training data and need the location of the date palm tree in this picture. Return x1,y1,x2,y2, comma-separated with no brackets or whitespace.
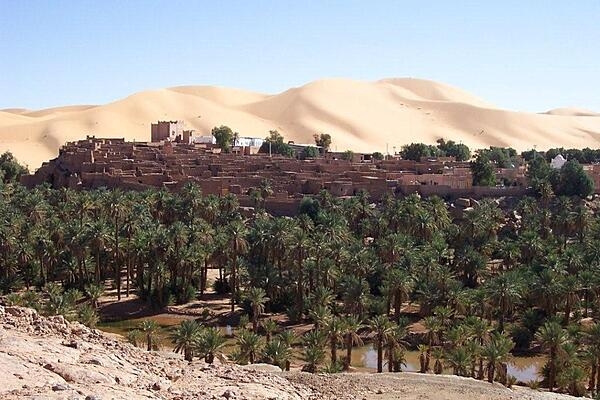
263,338,293,370
244,287,268,333
236,329,263,364
196,327,226,364
536,321,569,391
139,319,160,351
171,320,202,361
369,315,394,373
261,318,278,343
342,315,364,370
324,316,345,365
226,220,249,312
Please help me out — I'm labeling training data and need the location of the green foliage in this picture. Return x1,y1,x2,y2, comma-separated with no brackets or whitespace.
554,159,594,198
436,139,471,161
371,152,384,160
263,338,293,370
301,146,319,160
195,327,226,364
171,320,202,361
211,125,234,153
313,133,332,152
400,143,440,161
477,146,518,168
260,130,294,157
471,153,496,186
0,151,28,184
77,303,99,328
341,150,354,161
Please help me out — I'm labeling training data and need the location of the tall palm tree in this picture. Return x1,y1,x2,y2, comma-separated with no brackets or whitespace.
261,318,278,343
481,332,514,383
342,315,364,370
383,268,414,319
226,220,249,312
585,323,600,393
465,316,492,380
369,315,394,373
484,271,523,332
171,320,202,361
302,330,326,373
324,316,345,365
139,319,160,351
536,321,569,391
244,287,268,333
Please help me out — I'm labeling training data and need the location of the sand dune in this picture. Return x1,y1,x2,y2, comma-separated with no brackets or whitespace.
545,107,600,117
1,77,600,170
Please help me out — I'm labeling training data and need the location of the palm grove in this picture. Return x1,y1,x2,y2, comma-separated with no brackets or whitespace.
1,144,600,397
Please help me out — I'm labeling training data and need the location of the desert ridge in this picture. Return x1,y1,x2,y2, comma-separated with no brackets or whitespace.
1,77,600,169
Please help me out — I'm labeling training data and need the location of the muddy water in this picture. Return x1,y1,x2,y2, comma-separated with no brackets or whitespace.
350,345,546,382
99,315,545,382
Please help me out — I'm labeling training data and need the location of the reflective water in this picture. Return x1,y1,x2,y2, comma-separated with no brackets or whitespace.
99,316,546,382
350,345,546,382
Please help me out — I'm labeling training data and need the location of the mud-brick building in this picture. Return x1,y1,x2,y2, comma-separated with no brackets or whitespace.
151,121,185,143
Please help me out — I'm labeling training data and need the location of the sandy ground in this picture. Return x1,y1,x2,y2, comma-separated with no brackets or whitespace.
2,77,600,169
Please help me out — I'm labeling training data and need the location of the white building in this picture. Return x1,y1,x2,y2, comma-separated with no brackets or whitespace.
551,154,567,169
193,135,216,144
234,137,264,148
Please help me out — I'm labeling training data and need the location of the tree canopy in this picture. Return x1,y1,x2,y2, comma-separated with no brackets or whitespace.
211,126,235,153
259,130,294,157
0,151,28,184
313,133,332,152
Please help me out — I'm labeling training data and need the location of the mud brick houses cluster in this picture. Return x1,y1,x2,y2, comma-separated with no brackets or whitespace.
20,131,536,215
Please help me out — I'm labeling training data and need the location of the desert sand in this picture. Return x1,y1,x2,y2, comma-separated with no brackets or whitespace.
1,78,600,170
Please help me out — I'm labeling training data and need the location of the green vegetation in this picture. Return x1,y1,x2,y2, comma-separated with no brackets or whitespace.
399,143,440,161
341,150,354,161
313,133,332,152
471,152,496,186
372,152,384,160
0,151,28,184
526,156,594,198
260,130,294,157
211,125,235,153
301,146,319,159
399,139,471,162
436,139,471,161
4,142,600,396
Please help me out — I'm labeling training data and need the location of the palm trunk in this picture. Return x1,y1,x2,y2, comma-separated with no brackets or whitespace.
231,249,237,313
377,339,383,373
115,217,121,301
549,348,556,391
589,362,596,393
345,335,352,370
478,357,484,380
487,362,495,383
331,338,337,365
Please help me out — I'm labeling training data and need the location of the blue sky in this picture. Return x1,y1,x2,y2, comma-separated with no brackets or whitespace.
1,1,599,111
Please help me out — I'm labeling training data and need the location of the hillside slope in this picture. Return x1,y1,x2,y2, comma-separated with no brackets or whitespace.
0,305,576,400
1,78,600,169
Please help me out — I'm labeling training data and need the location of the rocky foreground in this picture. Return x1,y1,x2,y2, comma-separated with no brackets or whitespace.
0,306,575,400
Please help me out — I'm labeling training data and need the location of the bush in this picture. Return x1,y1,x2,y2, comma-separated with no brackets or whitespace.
510,325,533,350
177,284,197,304
77,304,99,328
212,278,231,295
